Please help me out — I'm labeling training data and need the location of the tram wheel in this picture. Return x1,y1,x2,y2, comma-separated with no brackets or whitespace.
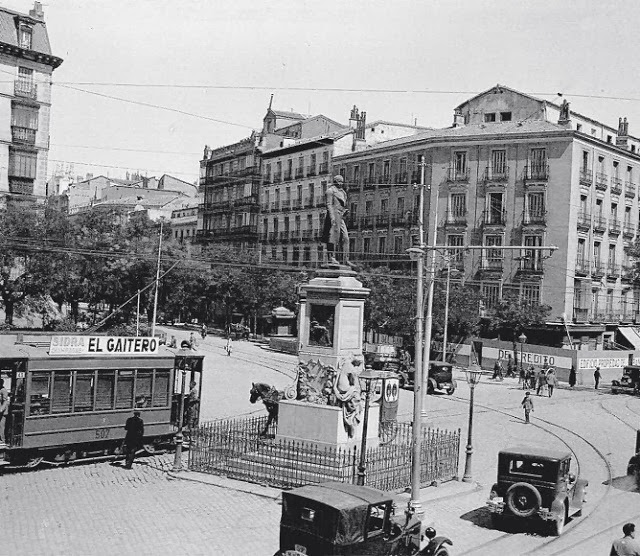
25,456,44,469
143,444,156,455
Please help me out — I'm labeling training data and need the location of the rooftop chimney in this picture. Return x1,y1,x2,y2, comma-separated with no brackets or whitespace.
29,1,44,20
349,105,360,129
616,117,630,149
452,108,465,128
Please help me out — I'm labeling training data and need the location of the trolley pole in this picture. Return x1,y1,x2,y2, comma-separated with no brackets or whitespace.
409,156,426,517
172,369,187,472
151,220,163,338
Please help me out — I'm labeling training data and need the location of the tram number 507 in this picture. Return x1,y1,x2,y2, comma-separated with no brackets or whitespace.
95,428,110,439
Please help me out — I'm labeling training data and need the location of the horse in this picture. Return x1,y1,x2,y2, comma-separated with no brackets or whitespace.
250,382,283,437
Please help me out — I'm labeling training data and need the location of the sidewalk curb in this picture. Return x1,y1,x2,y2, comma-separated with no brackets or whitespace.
166,469,283,500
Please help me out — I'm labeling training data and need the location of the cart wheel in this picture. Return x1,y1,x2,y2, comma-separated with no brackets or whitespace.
25,456,43,469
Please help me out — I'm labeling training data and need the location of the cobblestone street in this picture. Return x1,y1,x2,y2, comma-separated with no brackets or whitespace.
4,332,640,555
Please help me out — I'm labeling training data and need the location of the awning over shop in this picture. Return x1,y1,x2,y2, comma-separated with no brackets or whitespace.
617,327,640,350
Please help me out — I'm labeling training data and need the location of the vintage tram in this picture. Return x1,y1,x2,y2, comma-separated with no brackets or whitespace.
0,334,203,469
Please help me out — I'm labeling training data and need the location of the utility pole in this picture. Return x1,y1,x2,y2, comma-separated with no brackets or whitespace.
151,220,163,337
421,168,438,417
409,155,426,516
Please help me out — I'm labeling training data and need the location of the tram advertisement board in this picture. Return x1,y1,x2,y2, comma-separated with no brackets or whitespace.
49,335,160,356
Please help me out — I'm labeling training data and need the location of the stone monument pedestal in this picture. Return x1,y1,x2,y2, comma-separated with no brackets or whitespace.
276,399,380,450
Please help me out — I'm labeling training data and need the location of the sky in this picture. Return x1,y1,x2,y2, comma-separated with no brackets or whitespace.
4,0,640,184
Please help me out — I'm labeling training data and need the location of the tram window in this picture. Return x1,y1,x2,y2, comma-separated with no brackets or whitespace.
153,370,170,407
96,370,115,410
29,372,51,415
136,370,153,408
115,370,134,409
52,371,72,414
74,371,95,412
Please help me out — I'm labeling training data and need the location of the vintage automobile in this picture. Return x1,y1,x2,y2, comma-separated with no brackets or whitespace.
627,430,640,489
486,446,588,535
611,365,640,395
275,482,452,556
399,361,456,395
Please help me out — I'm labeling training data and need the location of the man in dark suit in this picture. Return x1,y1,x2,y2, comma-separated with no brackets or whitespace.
123,410,144,469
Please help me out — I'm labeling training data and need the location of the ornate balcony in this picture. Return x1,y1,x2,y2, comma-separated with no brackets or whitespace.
281,199,291,211
622,264,636,282
14,79,37,100
573,307,590,323
595,172,608,191
267,232,277,242
579,169,592,186
394,172,409,184
273,172,282,183
524,164,549,181
482,209,507,227
447,167,470,182
577,212,591,230
623,222,635,238
376,214,390,227
360,216,375,229
575,258,589,276
8,180,34,196
523,210,547,226
378,175,392,188
483,166,509,182
481,257,504,272
392,211,417,227
592,262,605,278
625,181,636,198
444,210,468,227
270,201,280,212
283,170,292,181
11,126,35,145
363,177,376,190
609,218,621,235
307,166,316,177
518,258,544,275
592,215,607,233
606,263,620,279
611,177,623,195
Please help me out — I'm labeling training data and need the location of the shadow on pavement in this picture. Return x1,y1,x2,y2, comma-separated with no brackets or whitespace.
460,507,548,537
606,474,640,493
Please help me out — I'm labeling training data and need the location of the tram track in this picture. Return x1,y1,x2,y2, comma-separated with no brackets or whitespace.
440,394,614,555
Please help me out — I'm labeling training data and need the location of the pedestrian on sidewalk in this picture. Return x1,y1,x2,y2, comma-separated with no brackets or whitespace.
521,391,534,424
519,365,526,387
610,522,640,556
569,365,577,388
546,369,558,398
506,354,515,378
594,367,601,390
225,337,233,356
0,379,9,444
536,368,546,396
123,410,144,469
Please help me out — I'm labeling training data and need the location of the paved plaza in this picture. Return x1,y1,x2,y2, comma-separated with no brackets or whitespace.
3,331,640,555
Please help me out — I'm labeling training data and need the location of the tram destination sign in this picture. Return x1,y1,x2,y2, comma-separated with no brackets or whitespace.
49,335,160,356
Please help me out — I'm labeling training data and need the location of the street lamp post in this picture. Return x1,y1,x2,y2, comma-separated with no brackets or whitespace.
462,368,482,482
357,368,391,486
172,366,187,472
518,333,528,373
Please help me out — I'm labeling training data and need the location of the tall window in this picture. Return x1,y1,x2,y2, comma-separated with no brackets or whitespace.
484,235,503,268
136,370,153,408
363,237,371,253
447,234,465,265
450,193,466,217
523,235,543,270
593,241,601,264
368,163,375,181
265,163,271,183
9,149,37,178
378,236,386,253
30,372,51,415
531,148,547,173
365,200,372,215
52,371,72,414
454,151,467,174
487,192,504,224
153,370,170,407
74,371,95,412
482,283,501,308
521,284,540,304
116,370,134,409
582,151,589,171
491,150,507,175
394,236,403,253
526,192,545,219
396,197,404,214
380,198,388,214
608,244,616,267
353,165,360,184
577,238,586,263
19,25,32,49
383,160,390,181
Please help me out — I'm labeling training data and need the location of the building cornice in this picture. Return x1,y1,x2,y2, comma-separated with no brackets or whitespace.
0,41,62,69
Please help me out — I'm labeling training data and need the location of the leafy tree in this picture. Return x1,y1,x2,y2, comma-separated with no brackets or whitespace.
431,280,481,345
485,292,552,340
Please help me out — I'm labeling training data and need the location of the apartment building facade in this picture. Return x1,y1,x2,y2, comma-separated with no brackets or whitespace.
333,85,640,333
0,2,62,207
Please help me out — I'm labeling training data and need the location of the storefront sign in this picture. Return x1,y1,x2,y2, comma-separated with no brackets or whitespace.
49,336,159,356
577,356,640,370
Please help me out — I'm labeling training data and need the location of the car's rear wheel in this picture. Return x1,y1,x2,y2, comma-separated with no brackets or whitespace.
505,482,542,518
446,386,455,395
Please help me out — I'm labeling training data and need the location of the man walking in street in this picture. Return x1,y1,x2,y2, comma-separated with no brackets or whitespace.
0,379,9,445
610,522,640,556
536,367,546,396
123,410,144,469
546,369,558,398
594,366,601,390
521,391,534,424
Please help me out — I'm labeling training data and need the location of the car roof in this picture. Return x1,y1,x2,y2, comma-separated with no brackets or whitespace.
500,446,571,461
283,482,392,510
